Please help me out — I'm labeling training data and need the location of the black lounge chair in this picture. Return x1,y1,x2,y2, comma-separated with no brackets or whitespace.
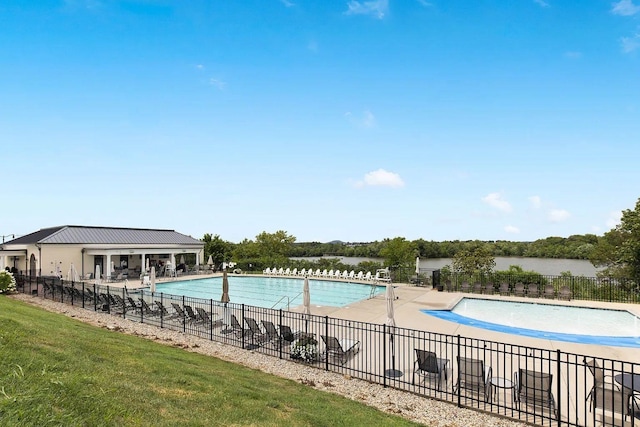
527,285,540,298
543,285,556,299
483,283,495,295
498,282,510,296
195,307,222,328
321,335,361,365
513,283,526,297
558,285,572,300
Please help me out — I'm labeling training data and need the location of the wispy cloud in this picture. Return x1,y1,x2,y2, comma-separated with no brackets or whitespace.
621,33,640,53
345,110,376,128
606,210,623,228
482,192,512,213
548,209,571,222
533,0,550,8
354,169,405,188
64,0,102,10
280,0,295,7
416,0,432,7
564,51,582,59
195,64,205,70
307,40,318,52
529,195,542,209
612,0,640,16
505,225,520,234
209,78,226,90
344,0,388,19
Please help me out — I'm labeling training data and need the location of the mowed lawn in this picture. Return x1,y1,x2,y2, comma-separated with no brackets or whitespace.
0,296,422,426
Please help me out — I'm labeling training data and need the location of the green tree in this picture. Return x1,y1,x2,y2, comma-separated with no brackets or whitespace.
379,237,415,282
451,246,496,278
590,198,640,282
203,234,233,269
254,230,296,267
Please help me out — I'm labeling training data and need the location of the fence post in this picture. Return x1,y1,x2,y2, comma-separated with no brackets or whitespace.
241,304,246,349
182,295,186,333
457,335,461,407
324,316,329,371
209,298,213,341
383,325,387,388
278,309,283,360
556,349,561,426
93,283,97,312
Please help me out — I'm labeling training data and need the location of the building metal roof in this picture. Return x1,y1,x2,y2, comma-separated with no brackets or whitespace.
5,226,203,246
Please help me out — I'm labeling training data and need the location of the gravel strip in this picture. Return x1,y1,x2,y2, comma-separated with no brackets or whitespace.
11,294,529,427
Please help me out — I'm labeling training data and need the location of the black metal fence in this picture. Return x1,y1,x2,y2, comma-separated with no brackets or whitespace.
433,272,640,304
16,276,640,427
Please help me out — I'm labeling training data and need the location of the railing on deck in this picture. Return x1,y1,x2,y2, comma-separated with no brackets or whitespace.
16,275,640,427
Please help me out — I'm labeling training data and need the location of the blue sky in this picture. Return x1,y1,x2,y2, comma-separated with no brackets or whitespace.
1,0,639,243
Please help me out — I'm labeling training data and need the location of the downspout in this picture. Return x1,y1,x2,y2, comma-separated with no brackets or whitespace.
81,248,85,279
35,244,41,277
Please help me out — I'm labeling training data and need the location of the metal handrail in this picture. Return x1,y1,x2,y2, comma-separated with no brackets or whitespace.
270,291,303,310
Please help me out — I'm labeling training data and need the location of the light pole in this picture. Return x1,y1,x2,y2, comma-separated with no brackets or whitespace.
2,234,15,243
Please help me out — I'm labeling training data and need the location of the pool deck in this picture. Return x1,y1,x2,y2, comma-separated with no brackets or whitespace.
115,273,640,362
293,282,640,362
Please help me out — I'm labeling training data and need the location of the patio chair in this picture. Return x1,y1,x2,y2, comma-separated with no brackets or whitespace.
513,283,526,297
472,282,483,293
543,285,556,299
483,282,495,295
183,304,201,323
412,349,449,391
138,298,161,316
526,285,540,298
498,282,510,296
454,356,492,401
515,368,557,419
154,300,171,318
584,358,621,411
230,314,252,339
460,282,471,293
320,335,361,365
170,302,187,322
591,384,635,426
260,320,283,347
558,286,572,301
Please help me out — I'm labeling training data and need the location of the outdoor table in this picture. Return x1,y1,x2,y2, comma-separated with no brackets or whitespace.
614,374,640,392
490,377,515,404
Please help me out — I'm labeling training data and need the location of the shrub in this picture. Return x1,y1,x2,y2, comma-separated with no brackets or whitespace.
0,270,17,294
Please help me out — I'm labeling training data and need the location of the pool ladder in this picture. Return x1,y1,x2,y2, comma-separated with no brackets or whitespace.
271,291,303,311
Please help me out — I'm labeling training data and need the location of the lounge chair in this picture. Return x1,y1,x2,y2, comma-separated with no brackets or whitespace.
230,314,251,338
320,335,361,365
527,285,540,298
260,320,283,347
138,298,161,316
170,302,187,323
342,270,349,280
515,368,557,419
412,349,449,391
284,268,291,276
356,271,364,281
543,285,556,299
196,307,222,328
347,270,355,280
291,268,297,276
364,272,372,281
183,304,200,323
513,283,526,297
472,282,483,293
454,356,492,401
299,268,306,276
498,282,510,296
460,282,471,293
244,317,269,345
263,267,271,275
558,285,572,300
154,300,171,317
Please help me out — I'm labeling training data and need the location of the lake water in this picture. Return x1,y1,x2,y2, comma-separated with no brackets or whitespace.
291,256,599,277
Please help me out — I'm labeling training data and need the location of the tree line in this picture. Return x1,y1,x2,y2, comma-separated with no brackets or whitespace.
202,197,640,284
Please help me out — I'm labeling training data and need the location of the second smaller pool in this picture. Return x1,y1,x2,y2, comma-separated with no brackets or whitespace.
423,298,640,348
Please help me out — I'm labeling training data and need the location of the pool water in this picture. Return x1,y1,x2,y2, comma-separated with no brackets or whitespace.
154,276,384,309
422,298,640,348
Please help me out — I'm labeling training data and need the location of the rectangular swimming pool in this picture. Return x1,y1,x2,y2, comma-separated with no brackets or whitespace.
154,276,385,309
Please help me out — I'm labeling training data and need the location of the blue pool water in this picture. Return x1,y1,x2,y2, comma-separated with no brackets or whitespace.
423,298,640,348
154,276,384,309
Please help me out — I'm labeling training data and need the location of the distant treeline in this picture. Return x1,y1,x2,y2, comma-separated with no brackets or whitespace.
289,234,599,260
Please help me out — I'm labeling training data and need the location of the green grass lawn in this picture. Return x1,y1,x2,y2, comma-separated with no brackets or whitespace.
0,296,422,426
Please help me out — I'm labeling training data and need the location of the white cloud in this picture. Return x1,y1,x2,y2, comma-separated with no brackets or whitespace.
529,195,542,209
534,0,550,7
354,169,405,188
280,0,295,7
621,34,640,53
195,64,204,70
64,0,102,10
209,78,226,90
612,0,640,16
505,225,520,234
344,0,388,19
481,192,512,213
548,209,571,222
416,0,432,6
606,210,623,228
345,110,376,128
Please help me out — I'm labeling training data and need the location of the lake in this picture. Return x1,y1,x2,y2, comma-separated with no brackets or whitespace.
291,256,600,277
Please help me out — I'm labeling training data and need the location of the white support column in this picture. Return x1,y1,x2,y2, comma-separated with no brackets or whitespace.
105,253,112,279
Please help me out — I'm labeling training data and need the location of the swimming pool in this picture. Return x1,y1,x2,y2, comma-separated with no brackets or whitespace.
422,298,640,348
154,276,385,309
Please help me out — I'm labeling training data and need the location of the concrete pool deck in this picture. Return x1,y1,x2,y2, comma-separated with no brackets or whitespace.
292,283,640,362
